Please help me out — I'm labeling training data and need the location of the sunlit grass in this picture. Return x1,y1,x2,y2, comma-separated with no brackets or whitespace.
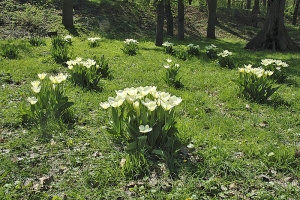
1,35,300,199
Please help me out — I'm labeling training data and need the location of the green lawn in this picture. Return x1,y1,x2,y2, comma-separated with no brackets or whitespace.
1,34,300,199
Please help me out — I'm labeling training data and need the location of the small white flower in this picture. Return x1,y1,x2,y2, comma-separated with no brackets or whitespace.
139,125,152,133
37,73,47,80
162,41,173,47
31,81,40,87
166,58,172,63
100,101,110,109
31,86,41,93
164,64,170,69
27,96,38,104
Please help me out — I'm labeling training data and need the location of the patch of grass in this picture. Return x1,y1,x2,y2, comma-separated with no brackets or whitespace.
1,36,300,199
1,2,300,199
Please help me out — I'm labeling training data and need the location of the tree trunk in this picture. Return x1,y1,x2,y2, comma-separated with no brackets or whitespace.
155,0,164,46
245,0,300,51
165,2,174,36
228,0,231,8
206,0,217,39
251,0,260,27
178,0,184,40
62,0,74,28
246,0,251,9
263,0,266,7
292,0,300,25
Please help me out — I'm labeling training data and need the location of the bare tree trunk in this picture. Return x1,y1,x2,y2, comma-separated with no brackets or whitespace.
246,0,251,9
228,0,231,8
155,0,164,46
245,0,300,51
62,0,74,28
178,0,184,40
263,0,266,7
251,0,260,27
165,2,174,36
206,0,217,39
292,0,300,25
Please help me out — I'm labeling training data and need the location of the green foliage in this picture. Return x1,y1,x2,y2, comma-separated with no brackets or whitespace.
0,72,12,83
162,41,174,55
233,65,280,103
175,47,189,61
50,36,69,63
121,151,150,178
187,43,200,56
1,44,18,59
93,55,113,79
163,59,184,89
66,57,103,90
261,58,289,83
88,37,101,48
21,73,74,132
101,86,182,167
121,39,139,55
205,44,218,59
29,36,46,46
217,50,235,69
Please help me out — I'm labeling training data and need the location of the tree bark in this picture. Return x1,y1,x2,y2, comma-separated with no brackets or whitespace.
206,0,217,39
292,0,300,25
263,0,266,7
62,0,74,28
245,0,300,51
228,0,231,8
246,0,251,9
178,0,184,40
165,2,174,36
155,0,164,46
251,0,260,27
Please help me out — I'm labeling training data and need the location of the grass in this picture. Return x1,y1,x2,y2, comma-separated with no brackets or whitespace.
1,1,300,199
1,35,300,199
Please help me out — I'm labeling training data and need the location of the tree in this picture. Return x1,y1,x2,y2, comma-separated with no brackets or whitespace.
155,0,165,46
292,0,300,25
228,0,231,8
245,0,300,51
62,0,74,28
165,1,174,36
206,0,217,39
251,0,260,27
246,0,251,9
178,0,184,40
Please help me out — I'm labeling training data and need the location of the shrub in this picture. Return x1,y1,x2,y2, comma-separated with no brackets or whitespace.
175,47,189,61
66,57,102,90
64,35,72,45
50,36,69,63
88,37,101,48
1,44,18,59
93,55,113,79
233,64,280,103
217,50,235,69
187,43,200,56
261,59,289,83
29,36,46,46
162,41,174,55
163,58,184,89
205,44,218,59
121,39,139,55
100,86,182,166
21,73,74,132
